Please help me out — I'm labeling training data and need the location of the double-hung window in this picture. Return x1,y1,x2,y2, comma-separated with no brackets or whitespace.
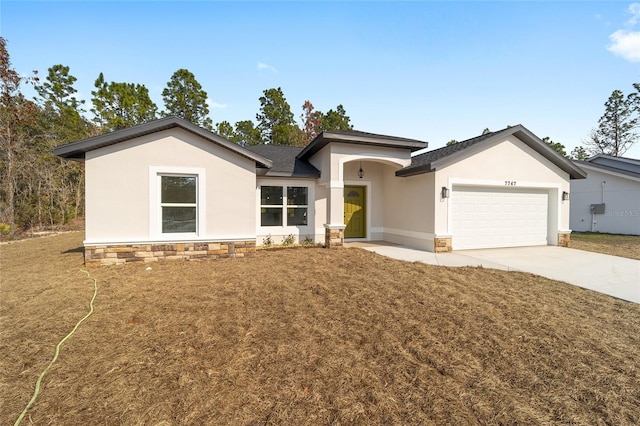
161,175,198,233
150,166,205,239
260,186,308,226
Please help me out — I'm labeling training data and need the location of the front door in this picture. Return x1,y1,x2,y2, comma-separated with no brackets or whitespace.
344,186,366,238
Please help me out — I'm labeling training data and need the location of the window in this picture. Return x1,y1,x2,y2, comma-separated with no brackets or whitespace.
286,186,308,226
260,186,308,226
161,175,197,233
149,166,205,239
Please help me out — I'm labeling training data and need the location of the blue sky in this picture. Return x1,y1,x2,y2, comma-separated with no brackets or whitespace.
1,1,639,157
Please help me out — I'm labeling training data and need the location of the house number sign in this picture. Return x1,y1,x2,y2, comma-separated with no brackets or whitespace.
505,181,517,186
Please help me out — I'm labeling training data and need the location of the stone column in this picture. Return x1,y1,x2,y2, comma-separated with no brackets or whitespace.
324,225,345,248
557,232,571,248
434,237,452,253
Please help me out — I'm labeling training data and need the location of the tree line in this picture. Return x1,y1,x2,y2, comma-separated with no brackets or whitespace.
1,33,638,235
0,37,352,235
548,83,639,160
445,84,640,160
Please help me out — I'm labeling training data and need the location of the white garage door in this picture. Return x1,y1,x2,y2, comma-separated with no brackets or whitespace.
451,186,549,250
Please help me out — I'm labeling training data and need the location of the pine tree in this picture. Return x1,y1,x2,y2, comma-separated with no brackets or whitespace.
234,120,262,146
587,89,638,156
570,146,589,160
91,73,157,132
215,120,235,141
162,68,212,130
256,87,297,144
542,136,567,157
35,64,83,112
321,104,353,132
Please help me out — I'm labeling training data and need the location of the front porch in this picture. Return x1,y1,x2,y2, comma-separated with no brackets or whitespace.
322,157,432,249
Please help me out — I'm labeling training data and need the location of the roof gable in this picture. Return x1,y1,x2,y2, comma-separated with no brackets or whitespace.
53,116,273,168
397,124,587,179
298,130,428,160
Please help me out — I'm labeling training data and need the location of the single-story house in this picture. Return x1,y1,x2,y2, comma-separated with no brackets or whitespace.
54,116,586,265
570,154,640,235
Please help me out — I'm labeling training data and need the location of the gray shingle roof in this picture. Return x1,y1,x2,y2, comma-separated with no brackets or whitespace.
574,160,640,180
245,145,320,178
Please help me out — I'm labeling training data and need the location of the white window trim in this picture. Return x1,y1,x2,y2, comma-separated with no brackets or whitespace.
259,185,309,227
256,179,315,234
149,166,206,240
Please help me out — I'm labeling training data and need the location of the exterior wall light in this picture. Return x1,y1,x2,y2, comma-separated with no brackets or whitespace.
358,161,364,179
562,191,570,201
441,186,450,199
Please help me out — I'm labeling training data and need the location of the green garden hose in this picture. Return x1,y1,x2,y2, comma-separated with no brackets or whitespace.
14,269,98,426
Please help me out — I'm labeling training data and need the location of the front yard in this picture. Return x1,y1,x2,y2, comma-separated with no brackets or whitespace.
1,233,639,424
571,232,640,260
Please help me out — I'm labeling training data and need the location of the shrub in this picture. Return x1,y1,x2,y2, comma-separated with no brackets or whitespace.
262,234,273,247
281,234,295,246
0,223,10,235
301,235,315,247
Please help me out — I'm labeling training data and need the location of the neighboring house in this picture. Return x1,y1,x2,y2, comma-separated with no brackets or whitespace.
570,154,640,235
54,116,586,265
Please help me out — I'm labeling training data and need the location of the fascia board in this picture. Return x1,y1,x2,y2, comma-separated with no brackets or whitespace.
577,162,640,183
53,116,273,168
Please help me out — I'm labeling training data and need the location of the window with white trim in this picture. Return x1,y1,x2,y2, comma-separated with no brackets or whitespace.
160,175,197,233
260,186,308,226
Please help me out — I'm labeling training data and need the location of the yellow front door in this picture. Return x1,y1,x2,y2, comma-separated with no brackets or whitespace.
344,186,366,238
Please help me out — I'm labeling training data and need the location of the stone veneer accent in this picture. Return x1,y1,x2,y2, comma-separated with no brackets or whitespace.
85,240,256,266
434,237,452,253
557,233,571,248
325,227,344,248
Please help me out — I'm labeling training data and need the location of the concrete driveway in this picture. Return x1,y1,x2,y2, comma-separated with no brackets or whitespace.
348,243,640,304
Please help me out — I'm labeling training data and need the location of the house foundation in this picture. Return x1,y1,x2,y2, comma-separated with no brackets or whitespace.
84,240,256,266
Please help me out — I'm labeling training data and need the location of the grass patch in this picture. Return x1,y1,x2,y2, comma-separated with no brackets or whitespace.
1,233,639,424
571,232,640,260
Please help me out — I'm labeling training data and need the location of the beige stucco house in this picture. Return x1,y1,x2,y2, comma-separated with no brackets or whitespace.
54,116,586,265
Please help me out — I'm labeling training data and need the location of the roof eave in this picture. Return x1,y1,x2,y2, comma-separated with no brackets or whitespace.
421,125,586,179
262,171,321,178
299,130,428,160
509,126,587,179
323,131,428,149
574,160,640,182
395,164,434,177
53,116,273,169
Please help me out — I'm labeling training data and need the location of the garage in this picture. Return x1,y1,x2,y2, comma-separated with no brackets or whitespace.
451,186,549,250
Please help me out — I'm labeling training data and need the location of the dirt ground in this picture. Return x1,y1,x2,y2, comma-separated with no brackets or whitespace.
1,233,639,425
571,232,640,260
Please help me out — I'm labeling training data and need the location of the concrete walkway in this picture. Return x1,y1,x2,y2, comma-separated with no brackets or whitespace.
347,242,640,304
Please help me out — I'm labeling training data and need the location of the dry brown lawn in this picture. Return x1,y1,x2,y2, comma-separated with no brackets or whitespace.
571,232,640,260
1,233,639,425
